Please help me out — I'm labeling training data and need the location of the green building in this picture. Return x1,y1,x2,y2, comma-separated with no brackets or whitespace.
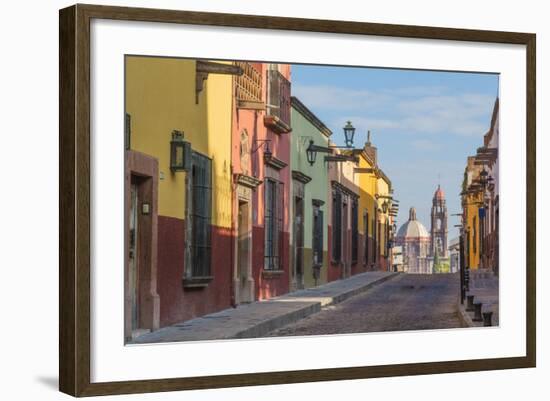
289,96,331,290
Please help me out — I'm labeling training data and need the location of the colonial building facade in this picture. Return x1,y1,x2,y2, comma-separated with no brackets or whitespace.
461,98,499,275
327,148,360,282
230,62,292,305
124,57,236,340
289,97,330,289
123,57,396,341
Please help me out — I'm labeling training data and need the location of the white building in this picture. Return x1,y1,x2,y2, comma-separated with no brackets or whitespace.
392,245,404,272
395,207,431,274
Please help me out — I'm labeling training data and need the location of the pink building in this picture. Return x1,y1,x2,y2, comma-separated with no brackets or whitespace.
230,62,292,305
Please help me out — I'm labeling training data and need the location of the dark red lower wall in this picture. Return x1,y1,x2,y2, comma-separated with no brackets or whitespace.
156,215,232,328
377,256,389,271
252,225,290,300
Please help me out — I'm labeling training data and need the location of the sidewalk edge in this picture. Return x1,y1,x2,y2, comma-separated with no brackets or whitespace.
234,272,401,339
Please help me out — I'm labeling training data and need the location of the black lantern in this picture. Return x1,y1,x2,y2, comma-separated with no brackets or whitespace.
382,200,389,213
478,167,494,189
306,140,317,166
304,139,333,166
263,141,273,162
479,168,488,181
343,121,356,148
170,130,190,172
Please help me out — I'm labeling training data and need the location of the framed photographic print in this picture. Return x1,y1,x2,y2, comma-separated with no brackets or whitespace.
59,4,536,397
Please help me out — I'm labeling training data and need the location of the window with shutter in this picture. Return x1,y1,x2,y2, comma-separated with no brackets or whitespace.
473,216,477,254
378,221,382,259
364,211,369,265
312,206,324,267
190,152,212,278
277,181,284,270
264,179,274,269
351,199,358,263
332,190,342,262
372,207,378,263
384,218,389,258
264,178,283,270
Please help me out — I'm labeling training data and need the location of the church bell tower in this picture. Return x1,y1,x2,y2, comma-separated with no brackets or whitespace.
430,185,448,257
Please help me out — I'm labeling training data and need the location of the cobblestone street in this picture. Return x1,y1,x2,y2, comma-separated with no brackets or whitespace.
265,273,463,337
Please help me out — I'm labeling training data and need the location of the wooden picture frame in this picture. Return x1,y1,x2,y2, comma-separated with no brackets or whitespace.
59,3,536,397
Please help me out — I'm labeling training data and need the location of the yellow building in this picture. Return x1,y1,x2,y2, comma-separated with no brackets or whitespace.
124,56,240,338
461,156,484,270
357,145,378,270
355,134,393,271
376,172,393,270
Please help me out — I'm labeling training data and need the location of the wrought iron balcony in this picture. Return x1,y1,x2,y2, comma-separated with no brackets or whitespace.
265,69,291,133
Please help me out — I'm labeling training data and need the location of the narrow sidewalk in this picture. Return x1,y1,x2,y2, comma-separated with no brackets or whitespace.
132,270,399,344
457,268,499,327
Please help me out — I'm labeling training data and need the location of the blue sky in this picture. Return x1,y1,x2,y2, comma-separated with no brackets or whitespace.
291,64,499,240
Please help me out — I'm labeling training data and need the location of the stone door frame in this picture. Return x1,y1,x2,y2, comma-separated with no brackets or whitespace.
233,182,256,304
124,150,160,342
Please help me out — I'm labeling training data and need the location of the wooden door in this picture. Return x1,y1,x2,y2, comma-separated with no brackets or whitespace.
128,182,139,331
237,200,250,303
342,201,349,278
294,196,304,289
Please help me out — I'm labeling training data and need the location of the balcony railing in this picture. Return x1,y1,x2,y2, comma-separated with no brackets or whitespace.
234,62,264,110
265,69,291,133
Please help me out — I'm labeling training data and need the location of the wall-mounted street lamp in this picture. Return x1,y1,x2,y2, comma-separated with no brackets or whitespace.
251,139,272,162
304,120,361,166
478,167,494,189
305,140,330,165
170,130,191,172
343,121,356,148
305,140,359,166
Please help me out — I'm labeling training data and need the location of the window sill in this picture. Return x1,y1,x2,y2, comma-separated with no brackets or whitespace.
262,269,285,278
182,276,213,289
237,99,265,110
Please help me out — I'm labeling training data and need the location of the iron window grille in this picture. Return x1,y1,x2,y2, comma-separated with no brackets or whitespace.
332,190,342,263
473,216,477,254
264,178,283,270
372,208,378,263
384,218,390,258
364,211,369,265
351,199,359,263
312,206,324,268
190,152,212,278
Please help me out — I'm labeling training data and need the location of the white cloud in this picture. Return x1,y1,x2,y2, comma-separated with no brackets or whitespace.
292,83,495,137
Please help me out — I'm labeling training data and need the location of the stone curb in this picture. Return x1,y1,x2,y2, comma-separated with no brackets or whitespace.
232,303,321,339
233,272,400,339
456,299,475,328
328,272,399,305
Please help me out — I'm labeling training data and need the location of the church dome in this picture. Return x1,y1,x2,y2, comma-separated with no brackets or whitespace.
397,207,429,238
434,185,445,200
